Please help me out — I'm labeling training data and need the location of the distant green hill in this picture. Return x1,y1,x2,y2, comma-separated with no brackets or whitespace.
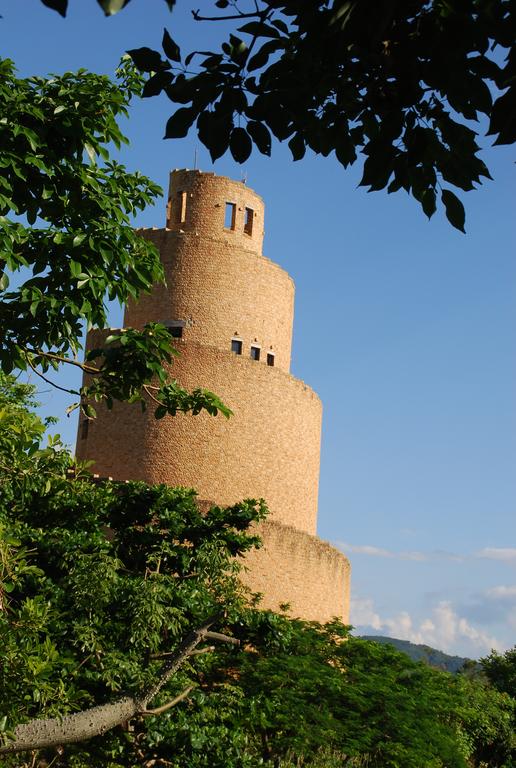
359,635,475,673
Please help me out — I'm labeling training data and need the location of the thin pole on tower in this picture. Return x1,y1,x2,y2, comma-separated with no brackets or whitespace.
194,146,198,170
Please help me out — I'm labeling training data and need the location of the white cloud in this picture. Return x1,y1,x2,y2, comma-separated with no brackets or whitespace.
349,597,383,630
337,541,428,561
337,541,465,563
351,596,504,657
338,541,516,565
476,547,516,563
484,584,516,599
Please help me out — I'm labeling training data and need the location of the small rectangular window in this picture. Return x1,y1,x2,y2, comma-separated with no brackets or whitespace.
244,207,253,236
225,202,236,230
231,339,242,355
81,419,89,440
250,346,260,361
180,191,187,223
163,320,185,338
267,353,275,367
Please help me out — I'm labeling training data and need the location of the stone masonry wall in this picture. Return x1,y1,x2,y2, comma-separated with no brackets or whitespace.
75,169,351,623
76,337,322,536
166,169,265,254
241,519,351,623
125,229,294,373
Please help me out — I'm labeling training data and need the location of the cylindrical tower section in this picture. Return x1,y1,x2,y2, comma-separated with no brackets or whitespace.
124,171,294,372
166,169,265,254
77,335,321,535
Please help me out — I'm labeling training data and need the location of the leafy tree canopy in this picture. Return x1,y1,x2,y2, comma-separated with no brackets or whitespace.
37,0,515,232
1,374,515,767
0,58,230,421
483,646,516,699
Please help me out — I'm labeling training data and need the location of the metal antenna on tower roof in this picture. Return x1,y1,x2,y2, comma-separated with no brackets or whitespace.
193,146,198,170
242,169,248,185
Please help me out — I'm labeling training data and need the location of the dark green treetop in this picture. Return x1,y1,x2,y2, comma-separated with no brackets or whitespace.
35,0,516,232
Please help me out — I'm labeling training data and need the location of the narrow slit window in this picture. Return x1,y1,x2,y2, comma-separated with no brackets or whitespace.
225,202,236,230
250,346,261,361
231,339,242,355
81,419,89,440
179,191,187,223
267,353,275,367
244,207,253,236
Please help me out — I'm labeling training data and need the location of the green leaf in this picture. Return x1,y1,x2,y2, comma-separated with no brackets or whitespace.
142,71,174,98
127,46,168,73
421,189,436,220
229,127,252,163
247,121,271,156
162,28,181,62
29,300,40,317
164,107,197,139
228,35,248,63
69,260,82,277
238,22,280,39
72,234,86,248
155,404,168,419
441,189,466,233
97,0,129,15
288,133,306,162
40,0,68,16
197,110,232,162
84,143,96,164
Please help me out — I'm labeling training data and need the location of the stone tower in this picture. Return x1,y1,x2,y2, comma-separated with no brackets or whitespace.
76,169,350,623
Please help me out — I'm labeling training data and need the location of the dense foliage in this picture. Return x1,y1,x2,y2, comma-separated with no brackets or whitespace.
0,59,230,422
1,376,515,767
483,646,516,700
37,0,516,233
0,373,265,763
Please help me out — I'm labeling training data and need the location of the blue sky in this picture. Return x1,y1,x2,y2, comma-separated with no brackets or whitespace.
3,0,515,658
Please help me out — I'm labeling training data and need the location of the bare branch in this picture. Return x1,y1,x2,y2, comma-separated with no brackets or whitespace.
25,356,80,396
204,630,240,646
192,9,259,21
137,614,222,707
23,348,101,375
143,384,163,406
139,686,195,716
150,645,215,659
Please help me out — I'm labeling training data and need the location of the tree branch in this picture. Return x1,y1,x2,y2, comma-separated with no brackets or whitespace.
192,9,260,21
25,356,81,397
138,686,195,716
23,348,101,376
0,617,238,755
